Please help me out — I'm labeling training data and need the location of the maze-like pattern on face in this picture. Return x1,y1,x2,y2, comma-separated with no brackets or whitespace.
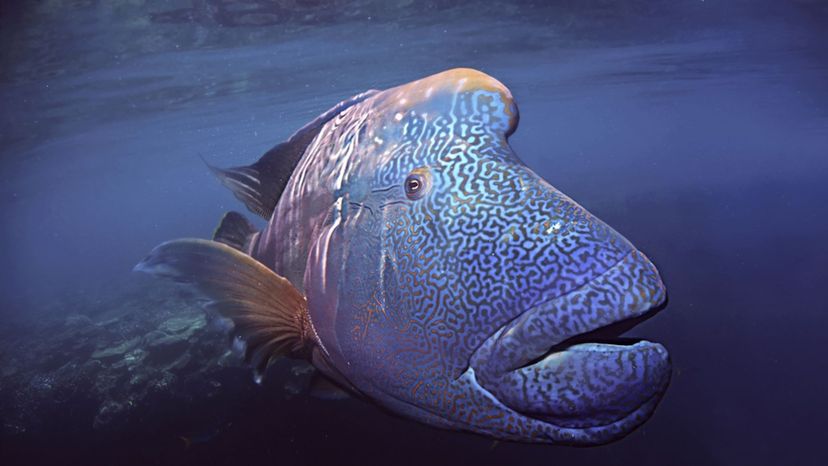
301,69,669,444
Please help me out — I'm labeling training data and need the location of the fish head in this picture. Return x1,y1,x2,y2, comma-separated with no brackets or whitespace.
304,68,670,444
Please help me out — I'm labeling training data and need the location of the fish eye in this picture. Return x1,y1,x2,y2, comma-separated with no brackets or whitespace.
404,168,430,200
406,176,422,193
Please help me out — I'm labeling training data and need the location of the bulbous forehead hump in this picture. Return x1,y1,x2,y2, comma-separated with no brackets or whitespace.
372,68,519,136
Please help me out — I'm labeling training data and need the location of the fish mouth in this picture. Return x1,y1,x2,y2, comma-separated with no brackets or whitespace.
519,299,666,371
470,250,671,443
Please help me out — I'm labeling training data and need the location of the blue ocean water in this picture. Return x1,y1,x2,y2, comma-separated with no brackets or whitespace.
1,1,826,464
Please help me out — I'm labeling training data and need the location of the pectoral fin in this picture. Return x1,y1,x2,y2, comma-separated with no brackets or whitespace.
135,239,310,380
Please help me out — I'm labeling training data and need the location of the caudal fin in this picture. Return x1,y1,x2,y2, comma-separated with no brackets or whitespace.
135,239,310,380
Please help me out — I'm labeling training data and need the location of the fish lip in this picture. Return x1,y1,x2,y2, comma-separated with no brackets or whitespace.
483,249,669,374
540,355,672,446
468,250,670,438
516,291,669,370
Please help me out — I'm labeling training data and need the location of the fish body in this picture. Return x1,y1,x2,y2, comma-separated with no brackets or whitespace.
138,69,670,445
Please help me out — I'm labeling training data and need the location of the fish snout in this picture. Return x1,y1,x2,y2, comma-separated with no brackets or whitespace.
470,249,670,441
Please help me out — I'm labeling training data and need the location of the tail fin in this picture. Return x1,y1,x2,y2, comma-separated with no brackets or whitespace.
135,239,310,380
213,211,256,252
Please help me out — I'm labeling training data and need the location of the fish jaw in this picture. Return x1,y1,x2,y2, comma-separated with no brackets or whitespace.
468,249,671,443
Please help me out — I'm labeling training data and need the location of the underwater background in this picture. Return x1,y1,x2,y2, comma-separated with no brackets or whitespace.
1,0,826,464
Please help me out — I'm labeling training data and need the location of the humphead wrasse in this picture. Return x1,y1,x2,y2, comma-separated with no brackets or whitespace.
137,68,670,445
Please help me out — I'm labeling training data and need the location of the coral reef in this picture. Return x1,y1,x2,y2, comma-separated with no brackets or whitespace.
0,282,313,437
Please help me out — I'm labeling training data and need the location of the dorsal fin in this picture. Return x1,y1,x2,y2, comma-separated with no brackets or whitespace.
207,90,379,219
